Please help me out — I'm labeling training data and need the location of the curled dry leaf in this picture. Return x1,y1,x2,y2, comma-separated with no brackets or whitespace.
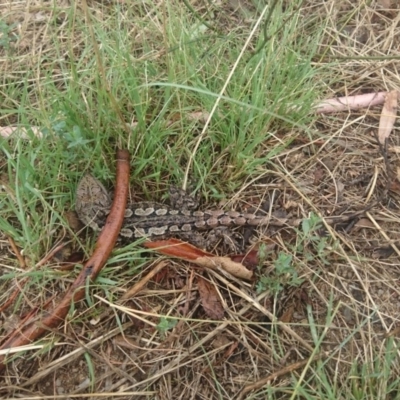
197,276,224,319
315,92,387,114
212,334,231,349
195,254,254,280
145,239,253,280
378,90,398,145
0,126,43,139
354,218,375,229
187,111,211,124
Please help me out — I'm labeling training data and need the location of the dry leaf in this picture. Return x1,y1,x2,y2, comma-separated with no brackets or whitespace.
113,335,141,350
187,111,211,124
145,239,254,280
378,90,398,144
197,276,224,319
212,334,231,349
279,305,294,323
313,167,324,185
0,126,43,139
284,200,299,210
354,218,374,229
65,210,84,232
196,254,254,280
315,92,387,114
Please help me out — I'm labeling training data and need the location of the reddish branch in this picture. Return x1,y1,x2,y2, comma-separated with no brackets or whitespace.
0,149,130,372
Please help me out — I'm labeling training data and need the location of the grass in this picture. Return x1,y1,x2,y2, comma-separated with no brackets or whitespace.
1,0,400,398
0,0,319,251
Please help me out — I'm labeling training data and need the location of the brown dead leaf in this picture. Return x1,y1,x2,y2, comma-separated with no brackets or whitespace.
113,335,141,351
197,276,224,319
212,334,231,349
313,166,324,185
145,239,253,280
187,111,211,124
65,210,84,232
284,200,299,210
354,218,375,229
378,90,398,145
279,305,294,323
145,239,210,260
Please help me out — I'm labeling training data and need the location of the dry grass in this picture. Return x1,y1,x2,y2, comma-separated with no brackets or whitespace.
1,0,400,399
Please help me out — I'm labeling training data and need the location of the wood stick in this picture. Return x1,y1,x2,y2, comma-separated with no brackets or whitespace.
0,149,130,372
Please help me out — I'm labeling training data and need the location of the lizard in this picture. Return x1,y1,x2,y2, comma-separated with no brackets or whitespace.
75,174,372,248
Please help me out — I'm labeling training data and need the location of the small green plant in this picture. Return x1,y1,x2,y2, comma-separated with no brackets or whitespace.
256,251,303,294
0,20,17,51
297,212,333,266
156,317,178,338
256,213,334,294
44,113,94,149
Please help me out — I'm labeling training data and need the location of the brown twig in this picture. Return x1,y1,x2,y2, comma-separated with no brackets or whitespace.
0,149,130,372
121,260,168,300
7,237,26,269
